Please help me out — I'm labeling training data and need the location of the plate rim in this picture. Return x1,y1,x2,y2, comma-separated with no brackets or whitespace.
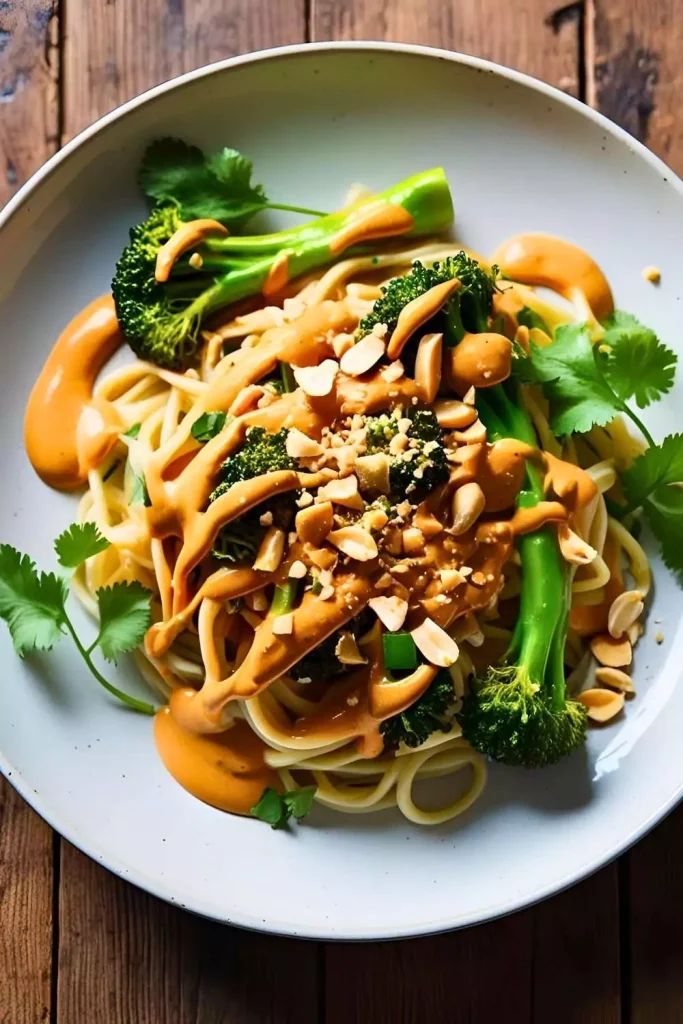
1,39,682,941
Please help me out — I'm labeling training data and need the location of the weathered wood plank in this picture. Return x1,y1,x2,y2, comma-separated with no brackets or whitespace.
592,0,683,173
532,866,621,1024
57,841,319,1024
325,912,534,1024
0,777,53,1024
313,0,583,97
0,0,60,206
627,804,683,1024
61,0,306,141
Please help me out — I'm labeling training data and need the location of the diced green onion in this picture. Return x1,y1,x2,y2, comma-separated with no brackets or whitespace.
383,631,418,671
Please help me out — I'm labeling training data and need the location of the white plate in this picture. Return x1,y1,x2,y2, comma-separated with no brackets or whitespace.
1,42,682,940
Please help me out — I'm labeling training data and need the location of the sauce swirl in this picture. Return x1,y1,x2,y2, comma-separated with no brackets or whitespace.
24,296,123,489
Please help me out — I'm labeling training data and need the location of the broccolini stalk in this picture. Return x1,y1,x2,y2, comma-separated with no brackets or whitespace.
458,384,587,768
113,169,453,369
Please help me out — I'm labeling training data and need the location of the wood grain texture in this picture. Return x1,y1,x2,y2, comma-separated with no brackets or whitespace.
627,804,683,1023
0,777,53,1024
592,0,683,172
0,0,60,206
313,0,582,96
62,0,306,140
325,912,534,1024
57,841,319,1024
532,866,621,1024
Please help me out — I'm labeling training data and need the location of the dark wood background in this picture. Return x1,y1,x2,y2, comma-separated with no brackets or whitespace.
2,1,683,1021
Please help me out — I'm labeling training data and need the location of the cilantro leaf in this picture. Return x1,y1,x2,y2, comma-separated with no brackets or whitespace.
601,311,677,409
283,786,317,820
54,523,110,569
95,582,152,662
622,434,683,579
124,422,141,438
525,323,621,435
138,138,269,229
191,411,227,443
250,786,317,829
0,545,67,656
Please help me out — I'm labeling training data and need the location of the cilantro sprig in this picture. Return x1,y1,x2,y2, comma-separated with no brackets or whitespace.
521,319,662,445
138,138,325,228
0,524,155,715
520,310,682,580
250,786,317,829
621,435,683,581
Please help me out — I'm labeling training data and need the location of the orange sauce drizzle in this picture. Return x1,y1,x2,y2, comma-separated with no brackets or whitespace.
154,696,279,815
24,296,123,490
492,233,614,321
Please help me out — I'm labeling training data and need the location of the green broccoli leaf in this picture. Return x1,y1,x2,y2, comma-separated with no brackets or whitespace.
250,786,317,828
622,434,683,579
0,546,67,656
525,322,621,435
54,523,110,569
601,311,677,409
191,411,227,443
138,138,269,228
95,582,152,663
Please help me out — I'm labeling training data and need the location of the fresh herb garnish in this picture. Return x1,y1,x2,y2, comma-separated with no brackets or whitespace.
124,422,142,438
191,411,227,443
601,311,677,409
250,786,317,829
138,138,325,229
522,320,667,445
621,434,683,580
521,311,682,580
0,525,155,714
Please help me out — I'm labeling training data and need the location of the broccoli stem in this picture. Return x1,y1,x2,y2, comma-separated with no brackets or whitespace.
478,385,569,694
202,168,453,256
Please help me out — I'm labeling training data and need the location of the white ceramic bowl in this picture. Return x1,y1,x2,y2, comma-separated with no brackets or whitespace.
1,42,682,940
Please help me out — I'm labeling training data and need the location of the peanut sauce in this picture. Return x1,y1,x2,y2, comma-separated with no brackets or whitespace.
155,219,228,283
154,696,279,815
25,296,123,490
492,233,614,321
328,200,415,255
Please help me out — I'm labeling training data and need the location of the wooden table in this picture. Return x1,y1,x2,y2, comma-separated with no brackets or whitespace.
1,2,683,1021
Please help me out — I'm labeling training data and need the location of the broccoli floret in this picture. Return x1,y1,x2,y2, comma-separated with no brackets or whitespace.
364,408,449,501
211,427,294,495
380,670,455,750
358,252,499,345
112,205,203,369
457,384,587,768
113,161,454,369
211,516,261,564
290,609,374,683
208,427,296,562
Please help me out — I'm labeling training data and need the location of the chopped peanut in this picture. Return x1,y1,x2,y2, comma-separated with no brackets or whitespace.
578,687,625,723
253,527,285,572
590,632,632,668
295,502,334,546
286,427,324,459
369,595,409,632
317,474,365,510
328,525,379,561
411,618,460,668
